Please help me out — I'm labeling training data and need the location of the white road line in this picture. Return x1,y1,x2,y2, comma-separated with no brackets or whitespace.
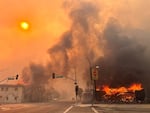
91,107,99,113
63,106,73,113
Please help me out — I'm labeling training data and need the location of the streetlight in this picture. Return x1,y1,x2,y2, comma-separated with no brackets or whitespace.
96,65,100,69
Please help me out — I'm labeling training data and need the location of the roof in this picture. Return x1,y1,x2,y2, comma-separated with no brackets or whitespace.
0,84,24,87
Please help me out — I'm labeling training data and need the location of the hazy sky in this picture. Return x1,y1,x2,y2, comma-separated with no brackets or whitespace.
0,0,70,79
0,0,149,82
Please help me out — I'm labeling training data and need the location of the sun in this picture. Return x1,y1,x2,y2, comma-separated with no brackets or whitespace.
20,21,30,30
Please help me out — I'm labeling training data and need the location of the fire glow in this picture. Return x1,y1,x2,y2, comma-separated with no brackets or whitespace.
102,83,143,95
96,83,144,103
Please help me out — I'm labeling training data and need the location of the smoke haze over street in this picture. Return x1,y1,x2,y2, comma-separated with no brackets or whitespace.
0,0,150,101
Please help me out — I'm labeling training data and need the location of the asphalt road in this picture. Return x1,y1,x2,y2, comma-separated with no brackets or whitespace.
0,101,73,113
0,101,150,113
93,104,150,113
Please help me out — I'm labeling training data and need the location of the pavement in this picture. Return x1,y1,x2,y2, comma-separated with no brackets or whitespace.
75,104,150,113
0,101,150,113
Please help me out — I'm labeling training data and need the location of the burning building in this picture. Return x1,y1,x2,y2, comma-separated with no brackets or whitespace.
96,83,145,103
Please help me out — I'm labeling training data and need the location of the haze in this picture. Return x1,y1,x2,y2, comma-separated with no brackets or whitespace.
0,0,150,83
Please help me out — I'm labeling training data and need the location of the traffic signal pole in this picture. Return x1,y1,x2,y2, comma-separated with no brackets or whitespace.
92,80,97,105
0,74,19,83
93,80,96,104
91,66,99,106
52,72,79,102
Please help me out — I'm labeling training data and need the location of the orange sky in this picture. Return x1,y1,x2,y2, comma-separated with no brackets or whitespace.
0,0,149,82
0,0,70,80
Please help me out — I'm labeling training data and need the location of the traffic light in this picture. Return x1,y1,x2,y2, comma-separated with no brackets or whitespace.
52,73,55,79
16,74,19,80
74,82,77,85
92,68,98,80
75,85,79,96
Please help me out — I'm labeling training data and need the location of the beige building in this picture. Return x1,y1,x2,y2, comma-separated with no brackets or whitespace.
0,84,24,104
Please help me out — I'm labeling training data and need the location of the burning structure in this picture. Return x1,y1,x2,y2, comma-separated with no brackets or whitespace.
96,83,145,103
22,0,150,103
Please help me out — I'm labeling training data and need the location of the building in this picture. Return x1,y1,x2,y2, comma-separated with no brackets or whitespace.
0,84,24,104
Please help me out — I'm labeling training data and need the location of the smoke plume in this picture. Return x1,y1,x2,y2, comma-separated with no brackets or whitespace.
22,0,150,102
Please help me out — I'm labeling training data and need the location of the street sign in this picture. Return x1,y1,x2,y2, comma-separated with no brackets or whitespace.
8,77,15,80
92,68,98,80
52,73,64,79
55,75,64,78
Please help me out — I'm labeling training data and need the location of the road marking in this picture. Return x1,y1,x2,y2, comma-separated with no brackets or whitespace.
63,106,73,113
91,107,99,113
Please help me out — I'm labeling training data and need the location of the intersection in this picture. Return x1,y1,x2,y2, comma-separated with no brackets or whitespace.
0,101,150,113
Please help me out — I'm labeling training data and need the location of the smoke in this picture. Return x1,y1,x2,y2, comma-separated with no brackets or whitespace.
97,19,147,86
97,18,150,101
22,0,150,102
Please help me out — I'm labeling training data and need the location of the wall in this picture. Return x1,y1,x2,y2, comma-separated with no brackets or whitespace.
0,85,24,104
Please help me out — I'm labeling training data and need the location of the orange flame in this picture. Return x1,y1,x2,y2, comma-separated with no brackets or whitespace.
102,83,143,95
128,83,143,92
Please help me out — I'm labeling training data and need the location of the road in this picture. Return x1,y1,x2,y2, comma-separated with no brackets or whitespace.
0,101,150,113
91,104,150,113
0,101,73,113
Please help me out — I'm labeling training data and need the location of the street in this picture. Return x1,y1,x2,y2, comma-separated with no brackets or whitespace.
0,101,73,113
89,104,150,113
0,101,150,113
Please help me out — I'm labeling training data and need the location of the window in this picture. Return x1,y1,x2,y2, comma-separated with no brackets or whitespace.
1,87,4,91
14,96,18,100
14,87,18,91
6,97,8,100
5,87,8,91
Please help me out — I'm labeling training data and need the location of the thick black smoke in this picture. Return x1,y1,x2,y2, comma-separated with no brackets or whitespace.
97,19,146,87
22,0,150,102
97,19,150,102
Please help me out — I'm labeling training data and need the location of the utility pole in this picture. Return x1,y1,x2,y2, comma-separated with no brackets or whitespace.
86,56,95,105
91,66,99,105
74,67,79,102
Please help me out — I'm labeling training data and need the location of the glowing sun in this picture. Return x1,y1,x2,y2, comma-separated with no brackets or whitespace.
20,21,30,30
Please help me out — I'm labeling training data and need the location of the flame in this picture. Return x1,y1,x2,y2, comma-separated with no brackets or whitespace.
102,83,143,95
100,83,143,102
128,83,143,92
